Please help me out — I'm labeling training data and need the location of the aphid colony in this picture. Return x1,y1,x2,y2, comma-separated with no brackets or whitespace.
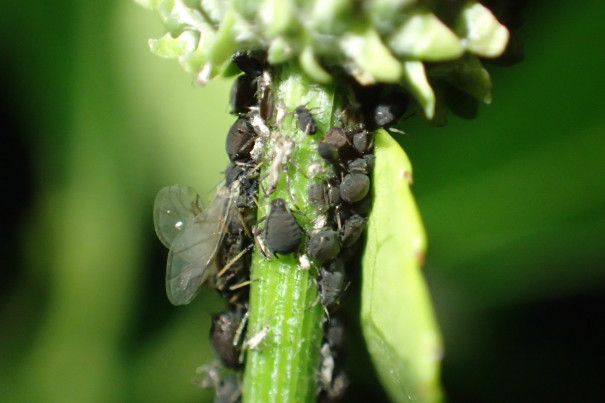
153,51,408,402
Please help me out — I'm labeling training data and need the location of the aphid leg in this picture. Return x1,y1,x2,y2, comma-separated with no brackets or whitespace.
235,208,254,239
229,279,253,291
252,219,272,259
233,310,249,348
258,172,270,196
334,206,343,231
217,243,254,277
309,290,330,319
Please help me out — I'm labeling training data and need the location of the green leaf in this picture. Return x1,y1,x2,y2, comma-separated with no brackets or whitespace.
300,46,333,84
267,37,295,64
361,130,443,403
388,11,464,61
308,0,355,35
259,0,298,37
456,2,509,58
148,31,199,59
340,26,403,84
402,61,435,119
428,54,493,104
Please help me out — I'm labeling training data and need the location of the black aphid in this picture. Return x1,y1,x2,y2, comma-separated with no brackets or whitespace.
346,158,369,174
350,194,373,216
317,127,353,162
318,260,345,309
264,198,303,256
354,83,410,130
294,105,317,135
308,182,329,213
327,183,340,207
340,214,366,247
308,229,341,264
226,117,256,162
225,162,246,186
236,170,260,211
369,91,409,129
352,131,371,155
362,154,375,172
210,308,247,369
324,318,345,356
230,74,258,115
232,51,267,78
339,173,370,203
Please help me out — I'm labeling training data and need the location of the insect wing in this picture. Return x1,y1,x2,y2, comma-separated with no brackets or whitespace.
165,184,233,305
153,185,204,249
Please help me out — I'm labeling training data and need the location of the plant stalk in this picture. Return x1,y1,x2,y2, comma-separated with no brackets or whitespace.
243,63,342,402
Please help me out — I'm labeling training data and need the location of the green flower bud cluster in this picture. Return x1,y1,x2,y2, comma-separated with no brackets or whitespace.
137,0,509,122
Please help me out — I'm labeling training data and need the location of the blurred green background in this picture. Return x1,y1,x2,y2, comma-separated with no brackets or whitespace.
1,1,604,402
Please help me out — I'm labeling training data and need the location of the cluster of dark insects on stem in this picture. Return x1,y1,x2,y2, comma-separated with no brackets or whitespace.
153,50,410,402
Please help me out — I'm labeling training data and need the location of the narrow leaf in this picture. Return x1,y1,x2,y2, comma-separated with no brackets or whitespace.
361,129,443,403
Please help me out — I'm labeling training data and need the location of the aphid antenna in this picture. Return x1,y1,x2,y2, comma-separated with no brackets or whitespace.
217,243,254,277
292,101,323,114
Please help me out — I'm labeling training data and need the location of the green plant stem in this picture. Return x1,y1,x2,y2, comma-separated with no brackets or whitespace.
243,63,342,402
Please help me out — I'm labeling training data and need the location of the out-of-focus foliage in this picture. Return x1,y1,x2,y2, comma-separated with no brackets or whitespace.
1,1,604,403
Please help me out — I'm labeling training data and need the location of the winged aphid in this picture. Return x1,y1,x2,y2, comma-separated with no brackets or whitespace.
154,181,242,305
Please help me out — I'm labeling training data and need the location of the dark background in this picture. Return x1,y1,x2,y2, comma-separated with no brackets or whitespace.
1,1,604,402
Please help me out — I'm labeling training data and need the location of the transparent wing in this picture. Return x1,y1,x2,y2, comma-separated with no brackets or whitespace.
153,185,204,248
165,183,235,305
